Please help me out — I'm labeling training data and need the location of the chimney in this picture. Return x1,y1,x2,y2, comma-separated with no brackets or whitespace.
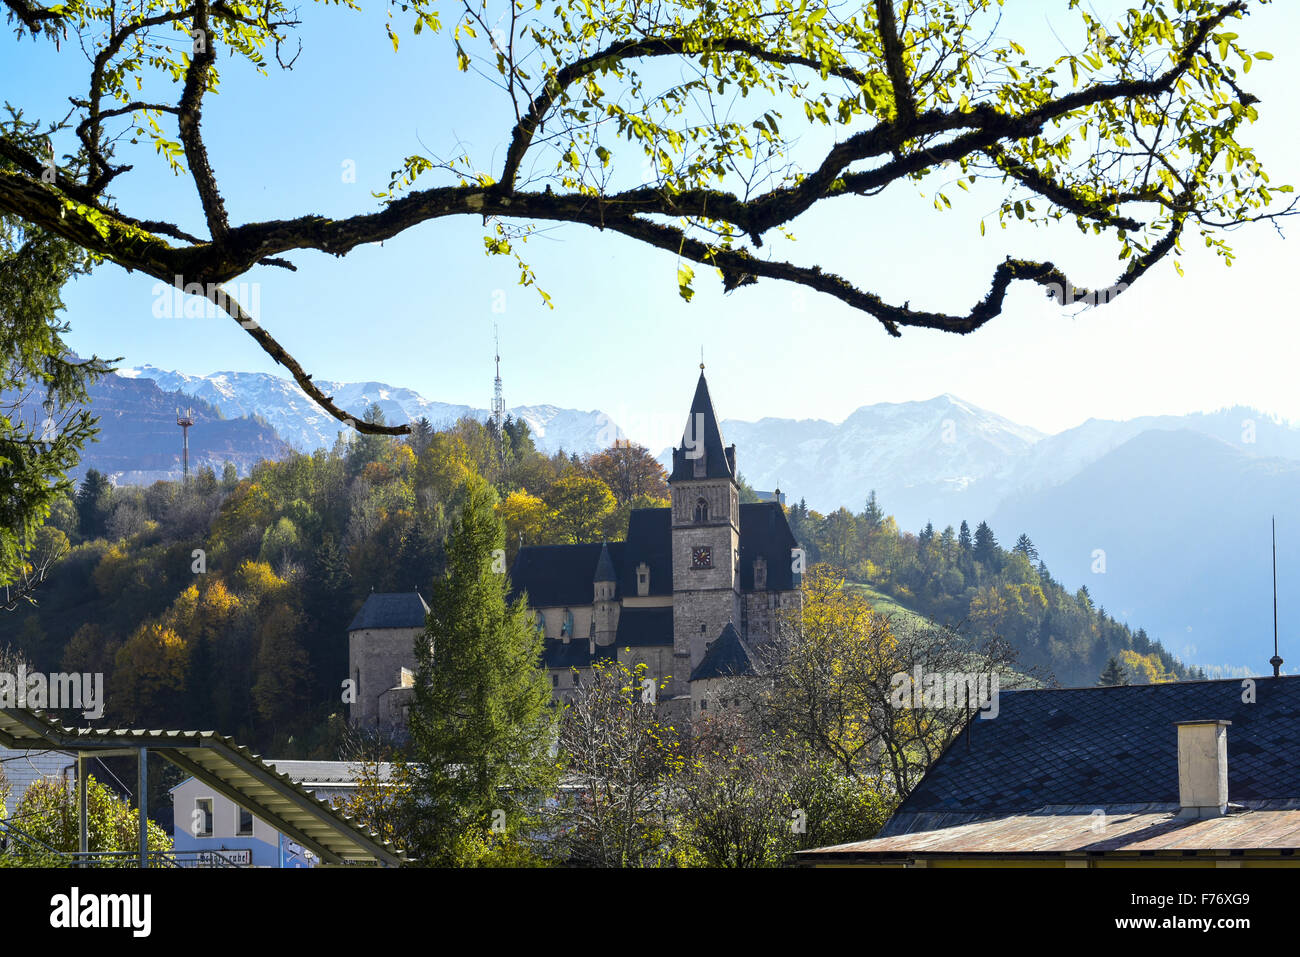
1175,720,1231,818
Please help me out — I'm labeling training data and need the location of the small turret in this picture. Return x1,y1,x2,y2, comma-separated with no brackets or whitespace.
592,542,619,645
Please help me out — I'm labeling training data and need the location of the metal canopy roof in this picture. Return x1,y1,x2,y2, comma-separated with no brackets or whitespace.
0,708,406,866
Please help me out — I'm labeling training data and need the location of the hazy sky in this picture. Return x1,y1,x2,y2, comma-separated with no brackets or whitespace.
10,0,1300,452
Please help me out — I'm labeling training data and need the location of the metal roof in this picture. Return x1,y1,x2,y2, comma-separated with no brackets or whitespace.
0,708,405,866
799,800,1300,861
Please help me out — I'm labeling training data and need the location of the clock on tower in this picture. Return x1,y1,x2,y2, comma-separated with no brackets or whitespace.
691,546,713,569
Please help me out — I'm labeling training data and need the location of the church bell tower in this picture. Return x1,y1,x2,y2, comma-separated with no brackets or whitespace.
668,366,741,698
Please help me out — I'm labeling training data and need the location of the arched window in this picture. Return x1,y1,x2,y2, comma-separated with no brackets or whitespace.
694,497,708,522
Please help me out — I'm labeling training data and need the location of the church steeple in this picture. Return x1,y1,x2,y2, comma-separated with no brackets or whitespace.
670,368,736,482
667,366,743,687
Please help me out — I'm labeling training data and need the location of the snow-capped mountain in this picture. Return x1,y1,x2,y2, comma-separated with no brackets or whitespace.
121,365,622,455
670,394,1046,525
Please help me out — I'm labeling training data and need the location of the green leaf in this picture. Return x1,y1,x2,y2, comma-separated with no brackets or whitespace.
677,264,695,302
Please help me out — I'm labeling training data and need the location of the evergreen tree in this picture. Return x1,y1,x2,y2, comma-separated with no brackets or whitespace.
346,403,392,477
863,490,884,530
75,469,112,539
958,520,972,553
1036,559,1053,585
503,415,537,460
406,476,557,864
303,536,354,703
392,521,443,594
1098,656,1129,687
1133,627,1152,654
409,416,435,456
919,521,935,544
1012,533,1039,565
1,203,111,595
973,521,999,568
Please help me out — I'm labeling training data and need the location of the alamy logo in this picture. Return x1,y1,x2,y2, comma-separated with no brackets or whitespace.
0,666,104,719
890,667,1000,719
50,888,151,937
151,276,259,324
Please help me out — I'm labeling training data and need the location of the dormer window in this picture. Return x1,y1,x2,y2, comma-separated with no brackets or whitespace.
694,497,708,523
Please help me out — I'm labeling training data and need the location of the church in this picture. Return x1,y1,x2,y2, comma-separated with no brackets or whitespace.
346,369,803,729
509,368,803,719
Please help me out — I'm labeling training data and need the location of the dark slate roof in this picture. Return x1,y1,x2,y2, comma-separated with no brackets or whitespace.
619,508,672,597
738,501,800,590
669,371,736,481
593,542,617,582
615,606,673,647
887,676,1300,831
347,591,429,631
690,623,761,681
509,542,625,606
541,639,616,670
511,502,798,607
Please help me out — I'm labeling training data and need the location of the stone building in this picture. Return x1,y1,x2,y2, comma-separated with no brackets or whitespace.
509,368,803,719
347,591,429,730
345,370,803,731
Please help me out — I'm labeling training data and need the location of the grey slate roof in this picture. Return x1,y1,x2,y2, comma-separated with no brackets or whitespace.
593,542,617,582
690,623,761,681
541,639,617,670
738,501,800,590
615,606,673,647
510,542,622,607
347,591,429,632
618,509,672,596
883,675,1300,837
669,372,736,481
511,501,799,610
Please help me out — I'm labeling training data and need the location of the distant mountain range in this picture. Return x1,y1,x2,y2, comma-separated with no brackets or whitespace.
119,365,623,457
54,364,1300,675
43,372,290,484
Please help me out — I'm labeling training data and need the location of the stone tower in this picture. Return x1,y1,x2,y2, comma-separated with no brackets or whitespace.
668,367,741,699
592,541,619,646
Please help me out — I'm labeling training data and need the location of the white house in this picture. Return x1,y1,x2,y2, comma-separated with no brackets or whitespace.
170,760,394,868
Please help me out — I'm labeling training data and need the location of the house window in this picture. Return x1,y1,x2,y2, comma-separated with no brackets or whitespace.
236,806,254,837
551,674,559,687
194,798,214,838
694,498,708,522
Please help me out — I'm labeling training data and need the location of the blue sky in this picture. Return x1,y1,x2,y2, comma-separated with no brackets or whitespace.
8,0,1300,452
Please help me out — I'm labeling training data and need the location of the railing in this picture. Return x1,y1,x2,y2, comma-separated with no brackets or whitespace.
0,819,246,868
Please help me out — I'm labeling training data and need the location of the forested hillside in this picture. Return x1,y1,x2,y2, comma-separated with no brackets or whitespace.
1,406,1194,757
784,494,1199,687
0,408,670,755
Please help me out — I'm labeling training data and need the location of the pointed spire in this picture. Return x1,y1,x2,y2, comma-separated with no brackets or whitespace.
670,368,736,482
593,542,617,582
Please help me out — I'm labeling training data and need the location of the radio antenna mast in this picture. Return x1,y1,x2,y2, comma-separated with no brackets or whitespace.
1271,516,1284,677
176,407,195,481
492,325,506,468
